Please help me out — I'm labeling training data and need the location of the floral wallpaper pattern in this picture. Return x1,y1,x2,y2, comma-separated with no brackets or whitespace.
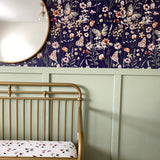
1,0,160,68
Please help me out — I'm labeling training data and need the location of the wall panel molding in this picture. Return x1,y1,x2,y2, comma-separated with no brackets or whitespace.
0,67,160,160
111,74,122,160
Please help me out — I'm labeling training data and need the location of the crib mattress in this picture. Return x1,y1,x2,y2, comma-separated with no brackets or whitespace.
0,140,77,158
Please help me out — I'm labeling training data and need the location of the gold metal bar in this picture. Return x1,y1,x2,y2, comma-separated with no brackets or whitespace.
8,84,12,140
77,98,83,160
2,98,4,140
0,82,82,90
57,100,60,141
71,100,74,141
43,92,46,141
44,99,46,140
0,90,79,95
64,100,67,141
23,99,25,140
37,100,39,140
16,99,18,140
9,98,11,140
0,97,77,101
30,99,32,140
50,100,53,141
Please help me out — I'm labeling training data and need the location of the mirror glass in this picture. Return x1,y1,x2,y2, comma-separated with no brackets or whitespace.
0,0,49,63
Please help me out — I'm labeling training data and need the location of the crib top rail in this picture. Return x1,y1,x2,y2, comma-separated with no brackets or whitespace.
0,82,82,100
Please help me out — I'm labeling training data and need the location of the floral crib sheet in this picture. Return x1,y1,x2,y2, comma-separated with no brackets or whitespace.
0,140,77,158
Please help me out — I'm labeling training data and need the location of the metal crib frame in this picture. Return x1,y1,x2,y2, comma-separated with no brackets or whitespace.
0,82,83,160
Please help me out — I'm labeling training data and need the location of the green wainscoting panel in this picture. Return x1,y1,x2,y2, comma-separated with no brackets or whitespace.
120,75,160,160
51,74,114,160
0,67,160,160
0,73,43,82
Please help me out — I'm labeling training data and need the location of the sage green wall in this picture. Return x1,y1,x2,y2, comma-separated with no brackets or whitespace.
0,67,160,160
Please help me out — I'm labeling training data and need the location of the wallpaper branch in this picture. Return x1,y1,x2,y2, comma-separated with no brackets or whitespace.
1,0,160,68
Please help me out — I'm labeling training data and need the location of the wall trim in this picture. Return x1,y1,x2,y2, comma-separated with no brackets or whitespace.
0,67,160,76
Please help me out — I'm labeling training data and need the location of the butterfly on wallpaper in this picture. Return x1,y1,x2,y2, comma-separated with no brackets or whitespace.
93,42,106,50
138,37,146,48
92,25,108,39
142,16,152,25
64,3,78,19
154,30,160,42
111,52,119,63
127,4,141,20
79,14,90,23
75,36,84,47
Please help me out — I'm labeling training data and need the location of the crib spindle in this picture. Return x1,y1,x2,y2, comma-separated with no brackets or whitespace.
9,98,11,140
64,100,67,141
57,100,60,141
16,99,18,140
71,100,74,141
30,99,32,140
23,99,25,140
50,99,53,141
37,99,39,140
8,85,12,140
2,98,4,140
44,92,46,141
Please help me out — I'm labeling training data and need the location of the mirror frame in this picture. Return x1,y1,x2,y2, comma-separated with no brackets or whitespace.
0,0,50,64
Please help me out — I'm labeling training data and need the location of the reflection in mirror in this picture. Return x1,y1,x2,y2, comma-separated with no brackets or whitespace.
0,0,49,63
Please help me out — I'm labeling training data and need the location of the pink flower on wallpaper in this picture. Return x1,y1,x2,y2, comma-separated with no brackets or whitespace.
90,10,96,14
114,43,122,50
63,57,69,63
80,2,86,9
102,6,108,12
83,25,90,31
124,58,131,64
143,4,150,11
52,42,59,49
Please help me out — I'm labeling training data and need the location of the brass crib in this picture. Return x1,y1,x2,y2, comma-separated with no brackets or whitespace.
0,82,83,160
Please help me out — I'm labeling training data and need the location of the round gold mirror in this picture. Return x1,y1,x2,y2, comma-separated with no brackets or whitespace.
0,0,49,63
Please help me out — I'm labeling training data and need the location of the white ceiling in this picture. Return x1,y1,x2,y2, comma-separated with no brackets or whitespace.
0,0,47,22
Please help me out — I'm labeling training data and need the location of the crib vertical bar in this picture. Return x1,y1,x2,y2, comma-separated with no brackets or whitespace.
64,100,67,141
37,99,39,140
44,98,46,140
71,100,74,141
43,92,47,141
9,98,11,140
16,99,18,140
23,99,25,140
2,98,4,140
30,99,32,140
8,85,11,140
57,100,60,141
50,99,53,141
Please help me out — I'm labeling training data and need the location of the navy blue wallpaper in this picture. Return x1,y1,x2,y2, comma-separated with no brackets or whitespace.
1,0,160,68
